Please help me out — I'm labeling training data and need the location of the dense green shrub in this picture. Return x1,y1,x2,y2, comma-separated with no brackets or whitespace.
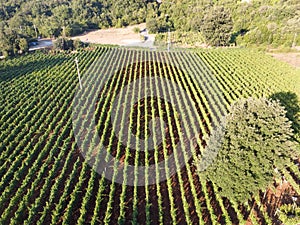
53,38,86,51
0,25,29,56
200,6,233,46
196,98,297,203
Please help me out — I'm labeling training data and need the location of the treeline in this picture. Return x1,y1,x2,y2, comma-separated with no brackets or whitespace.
0,0,149,56
0,0,148,37
0,24,29,57
0,0,299,52
147,0,300,47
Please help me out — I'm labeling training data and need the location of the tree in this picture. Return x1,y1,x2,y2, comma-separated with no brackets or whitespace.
73,38,84,49
201,6,233,46
18,38,29,54
196,97,297,203
146,17,159,34
53,37,85,51
0,25,20,56
53,37,69,51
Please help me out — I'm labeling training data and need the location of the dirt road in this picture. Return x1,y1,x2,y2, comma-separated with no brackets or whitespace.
72,23,155,48
270,52,300,68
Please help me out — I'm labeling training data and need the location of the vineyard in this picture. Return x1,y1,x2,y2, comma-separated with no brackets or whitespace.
0,46,299,224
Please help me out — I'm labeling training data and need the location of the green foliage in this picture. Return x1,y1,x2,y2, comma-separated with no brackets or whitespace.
270,92,300,138
146,15,172,34
73,39,85,49
133,27,140,34
278,204,300,225
150,0,299,47
232,0,300,47
156,0,207,32
0,47,299,223
1,0,299,48
155,31,205,47
111,0,146,26
0,0,147,38
53,38,85,51
200,6,233,46
146,18,160,34
0,25,29,56
197,97,297,203
18,38,29,54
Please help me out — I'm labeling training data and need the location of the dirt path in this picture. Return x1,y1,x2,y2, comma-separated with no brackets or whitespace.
269,52,300,68
71,23,155,48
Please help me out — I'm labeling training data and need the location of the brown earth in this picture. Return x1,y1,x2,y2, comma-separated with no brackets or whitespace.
71,23,155,46
269,53,300,68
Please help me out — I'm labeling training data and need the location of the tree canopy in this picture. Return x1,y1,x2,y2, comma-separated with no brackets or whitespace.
147,0,300,47
200,6,233,46
0,0,147,38
0,0,299,51
197,97,297,203
0,24,28,56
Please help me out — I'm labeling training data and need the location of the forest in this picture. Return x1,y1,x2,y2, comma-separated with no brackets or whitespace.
0,0,299,56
